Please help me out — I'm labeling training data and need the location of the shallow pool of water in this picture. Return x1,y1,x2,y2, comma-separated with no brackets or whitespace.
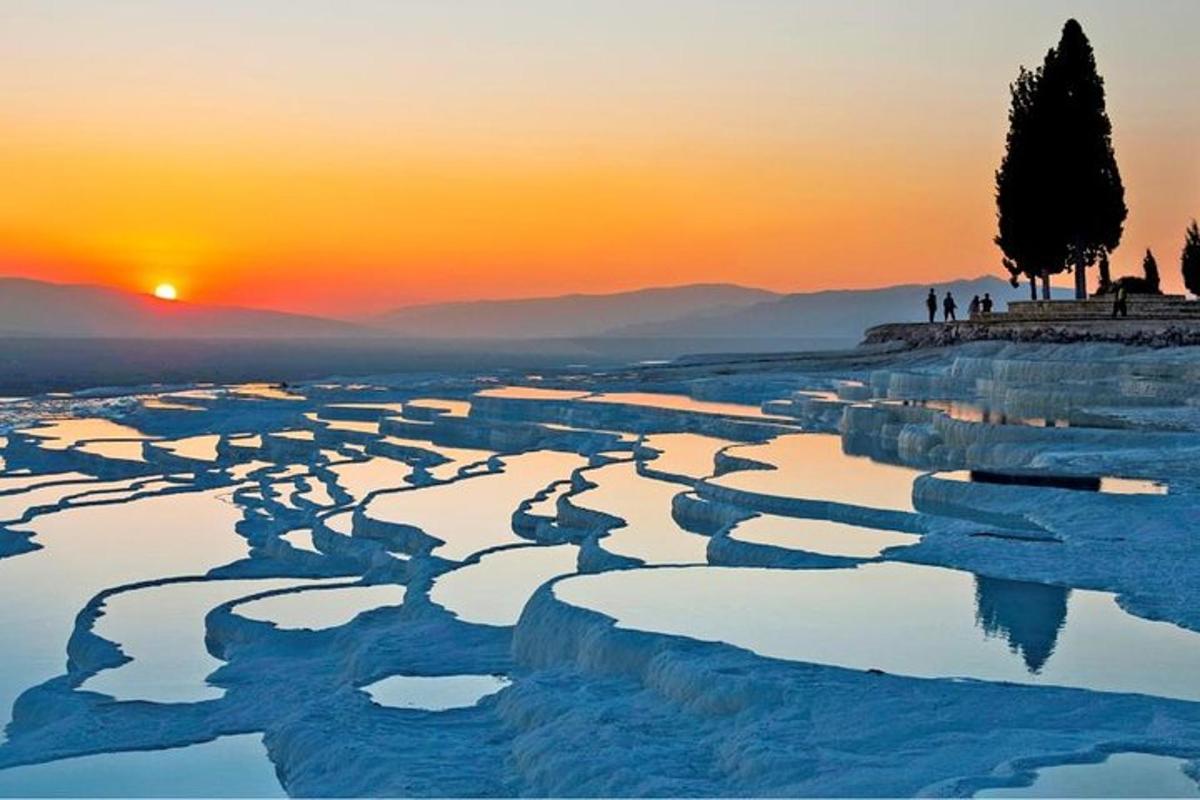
711,434,921,513
584,391,788,420
475,386,591,401
83,578,326,703
364,674,510,710
0,478,135,522
157,435,221,462
639,433,735,481
0,489,249,733
327,456,414,500
0,733,284,797
573,462,708,564
364,451,586,561
405,398,473,417
728,515,920,558
975,752,1200,798
280,527,320,554
430,544,579,626
235,583,406,630
75,440,148,463
17,419,150,451
554,562,1200,701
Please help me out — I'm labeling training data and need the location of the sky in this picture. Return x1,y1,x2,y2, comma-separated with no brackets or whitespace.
1,0,1198,316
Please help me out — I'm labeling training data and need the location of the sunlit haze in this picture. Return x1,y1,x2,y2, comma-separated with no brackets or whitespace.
1,0,1198,315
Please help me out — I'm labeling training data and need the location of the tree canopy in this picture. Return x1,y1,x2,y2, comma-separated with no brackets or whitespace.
995,19,1126,300
1183,221,1200,297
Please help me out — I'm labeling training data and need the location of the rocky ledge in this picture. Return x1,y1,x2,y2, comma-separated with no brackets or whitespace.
863,319,1200,349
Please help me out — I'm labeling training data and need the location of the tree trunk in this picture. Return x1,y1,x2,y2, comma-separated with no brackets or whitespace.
1029,277,1037,300
1098,253,1111,294
1074,257,1087,299
1041,275,1051,300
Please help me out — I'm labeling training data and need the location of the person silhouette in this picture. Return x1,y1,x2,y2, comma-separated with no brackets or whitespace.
1112,284,1128,318
943,291,957,322
981,293,993,314
968,295,981,317
926,289,937,323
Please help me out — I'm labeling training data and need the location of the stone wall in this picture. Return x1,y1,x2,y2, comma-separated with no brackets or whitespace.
998,295,1198,320
863,318,1200,349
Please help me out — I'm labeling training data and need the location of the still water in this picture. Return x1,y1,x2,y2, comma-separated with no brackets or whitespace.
554,562,1200,701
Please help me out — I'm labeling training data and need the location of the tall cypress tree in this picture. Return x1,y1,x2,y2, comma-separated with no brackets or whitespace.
1043,20,1127,298
1183,221,1200,297
1142,249,1160,294
995,19,1126,300
996,67,1062,300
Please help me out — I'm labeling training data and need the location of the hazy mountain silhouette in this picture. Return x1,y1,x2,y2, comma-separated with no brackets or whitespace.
0,278,366,338
372,284,780,339
2,275,1025,345
600,277,1025,340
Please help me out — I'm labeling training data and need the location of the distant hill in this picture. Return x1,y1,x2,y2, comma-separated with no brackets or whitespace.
0,275,1027,348
0,278,367,338
372,284,780,339
600,276,1025,341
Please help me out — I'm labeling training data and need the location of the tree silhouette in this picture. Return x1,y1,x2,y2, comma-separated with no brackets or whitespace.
995,19,1126,300
1142,248,1160,294
1110,247,1164,295
997,67,1060,300
1183,221,1200,297
1097,250,1112,294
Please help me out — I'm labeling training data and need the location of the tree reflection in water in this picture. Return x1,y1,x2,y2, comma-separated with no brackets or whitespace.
975,575,1070,673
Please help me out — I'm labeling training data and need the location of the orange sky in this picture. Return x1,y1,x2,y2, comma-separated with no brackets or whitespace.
1,1,1198,316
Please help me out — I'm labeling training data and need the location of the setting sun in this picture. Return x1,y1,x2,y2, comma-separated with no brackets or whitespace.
152,283,178,301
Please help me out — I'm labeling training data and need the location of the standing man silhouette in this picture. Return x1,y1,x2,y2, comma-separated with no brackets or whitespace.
943,291,957,322
926,289,938,323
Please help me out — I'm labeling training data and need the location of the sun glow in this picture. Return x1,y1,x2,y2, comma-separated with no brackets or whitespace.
153,283,178,301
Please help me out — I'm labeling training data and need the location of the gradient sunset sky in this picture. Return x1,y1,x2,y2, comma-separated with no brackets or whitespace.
2,0,1198,316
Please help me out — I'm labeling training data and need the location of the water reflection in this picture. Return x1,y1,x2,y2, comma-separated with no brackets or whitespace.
554,562,1200,701
975,575,1070,673
712,434,920,513
940,470,1168,496
976,752,1200,798
430,544,579,626
584,391,788,420
364,674,510,711
0,734,284,797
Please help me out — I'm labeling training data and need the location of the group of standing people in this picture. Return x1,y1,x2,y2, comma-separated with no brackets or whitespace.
926,289,992,323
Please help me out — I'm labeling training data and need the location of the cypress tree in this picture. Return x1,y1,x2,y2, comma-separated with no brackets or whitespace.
1042,20,1126,298
1142,249,1160,293
1183,221,1200,297
995,19,1126,300
996,67,1061,300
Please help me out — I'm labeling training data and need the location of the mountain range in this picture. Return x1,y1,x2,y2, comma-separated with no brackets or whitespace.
0,278,361,339
0,275,1023,345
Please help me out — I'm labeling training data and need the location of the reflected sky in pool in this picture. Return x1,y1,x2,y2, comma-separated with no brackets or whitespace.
555,562,1200,701
83,577,330,703
0,489,249,734
364,451,585,561
364,674,510,711
729,515,920,558
975,752,1200,798
712,434,921,513
638,432,734,481
573,462,708,564
0,734,284,797
235,583,406,630
584,391,787,420
431,544,579,626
